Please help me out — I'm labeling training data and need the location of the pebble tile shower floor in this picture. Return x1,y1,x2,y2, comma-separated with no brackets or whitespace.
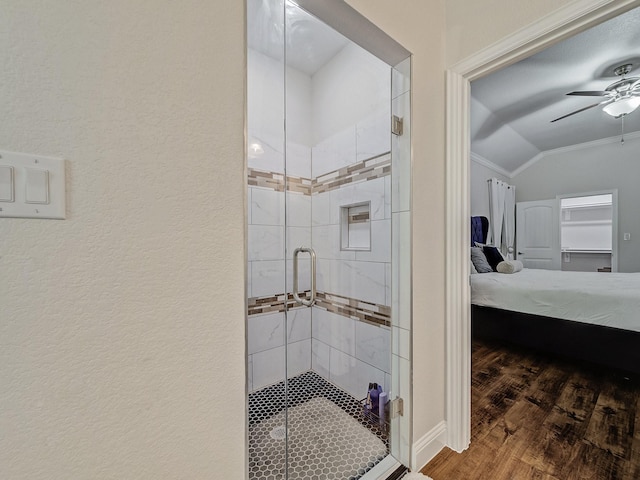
248,371,389,480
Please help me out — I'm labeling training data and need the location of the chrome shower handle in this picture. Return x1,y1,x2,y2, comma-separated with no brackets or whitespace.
293,246,316,306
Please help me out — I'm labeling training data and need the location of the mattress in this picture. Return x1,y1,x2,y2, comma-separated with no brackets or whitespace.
470,268,640,332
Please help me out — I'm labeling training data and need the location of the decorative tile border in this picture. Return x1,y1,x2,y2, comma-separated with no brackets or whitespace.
248,290,390,328
287,175,313,195
313,152,390,195
247,168,312,195
315,291,390,328
247,292,304,316
247,152,390,196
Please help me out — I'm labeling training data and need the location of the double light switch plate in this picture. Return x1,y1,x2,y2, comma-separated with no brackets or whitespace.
0,150,65,219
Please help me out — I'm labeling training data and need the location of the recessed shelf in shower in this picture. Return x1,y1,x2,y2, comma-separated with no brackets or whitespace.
340,202,371,251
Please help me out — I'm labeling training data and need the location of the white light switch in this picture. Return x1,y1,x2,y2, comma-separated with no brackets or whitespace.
25,167,50,204
0,165,14,202
0,150,65,219
624,233,631,241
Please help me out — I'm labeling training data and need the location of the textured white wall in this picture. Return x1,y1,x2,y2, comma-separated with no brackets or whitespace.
0,1,246,478
445,0,576,65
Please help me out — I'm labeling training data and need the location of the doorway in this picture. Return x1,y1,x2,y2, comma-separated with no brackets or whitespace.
445,0,640,453
246,1,413,477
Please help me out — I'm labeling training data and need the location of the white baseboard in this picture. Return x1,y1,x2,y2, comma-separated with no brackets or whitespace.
411,421,447,471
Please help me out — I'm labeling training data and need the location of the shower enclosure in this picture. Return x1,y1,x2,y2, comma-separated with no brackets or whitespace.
246,1,412,478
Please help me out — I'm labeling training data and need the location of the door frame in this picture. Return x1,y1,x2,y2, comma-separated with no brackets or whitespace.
444,0,640,452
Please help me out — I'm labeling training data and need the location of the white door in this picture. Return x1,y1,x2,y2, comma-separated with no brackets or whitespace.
516,200,561,270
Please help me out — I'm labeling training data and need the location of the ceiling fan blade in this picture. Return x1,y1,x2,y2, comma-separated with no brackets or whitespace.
566,91,609,96
550,101,605,123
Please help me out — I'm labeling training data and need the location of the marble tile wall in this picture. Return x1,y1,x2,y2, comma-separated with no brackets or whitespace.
310,307,391,400
309,105,393,400
248,288,391,394
248,305,313,392
247,138,312,392
247,80,399,398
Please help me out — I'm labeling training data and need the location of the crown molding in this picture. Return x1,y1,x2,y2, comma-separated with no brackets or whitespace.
470,152,511,178
509,152,544,178
449,0,640,79
542,129,640,157
511,129,640,178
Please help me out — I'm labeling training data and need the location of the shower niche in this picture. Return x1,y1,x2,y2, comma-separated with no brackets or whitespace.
246,1,412,478
341,202,371,251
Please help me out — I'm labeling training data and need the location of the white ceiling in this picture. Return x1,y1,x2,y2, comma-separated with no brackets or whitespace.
247,0,349,76
471,6,640,175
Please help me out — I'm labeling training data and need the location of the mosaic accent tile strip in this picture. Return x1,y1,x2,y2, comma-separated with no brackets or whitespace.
247,168,285,192
247,292,309,316
248,371,389,480
247,168,312,195
248,291,390,328
312,152,391,195
286,175,313,195
247,152,390,196
315,291,391,328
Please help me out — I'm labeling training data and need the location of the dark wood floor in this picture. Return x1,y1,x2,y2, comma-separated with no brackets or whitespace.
422,339,640,480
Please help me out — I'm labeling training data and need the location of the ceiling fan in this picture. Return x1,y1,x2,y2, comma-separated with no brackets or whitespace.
551,64,640,123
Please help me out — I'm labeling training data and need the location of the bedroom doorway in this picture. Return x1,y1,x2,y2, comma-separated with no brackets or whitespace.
445,0,640,452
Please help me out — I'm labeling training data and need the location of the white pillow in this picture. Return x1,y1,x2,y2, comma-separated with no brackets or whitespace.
496,260,523,274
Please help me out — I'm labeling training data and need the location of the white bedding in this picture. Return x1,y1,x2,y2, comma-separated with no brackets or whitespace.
471,268,640,332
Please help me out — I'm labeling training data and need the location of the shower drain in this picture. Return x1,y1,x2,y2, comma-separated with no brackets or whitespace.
269,425,287,440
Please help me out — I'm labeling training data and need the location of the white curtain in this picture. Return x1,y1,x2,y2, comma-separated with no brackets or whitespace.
488,178,516,259
504,185,516,260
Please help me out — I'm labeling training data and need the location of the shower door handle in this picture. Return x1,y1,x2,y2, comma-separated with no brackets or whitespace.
293,246,316,307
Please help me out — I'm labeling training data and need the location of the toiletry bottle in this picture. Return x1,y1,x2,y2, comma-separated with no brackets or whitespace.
369,383,380,412
378,391,388,426
365,382,373,412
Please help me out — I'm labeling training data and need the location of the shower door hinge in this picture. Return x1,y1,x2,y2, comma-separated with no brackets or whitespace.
391,115,403,136
390,396,404,418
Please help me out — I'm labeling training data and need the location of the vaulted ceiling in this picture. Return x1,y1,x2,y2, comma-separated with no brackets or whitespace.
471,6,640,175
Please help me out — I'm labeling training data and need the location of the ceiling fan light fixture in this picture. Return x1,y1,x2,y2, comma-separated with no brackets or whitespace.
602,96,640,117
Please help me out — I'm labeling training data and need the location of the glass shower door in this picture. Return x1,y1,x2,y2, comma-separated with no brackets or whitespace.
283,3,395,478
247,1,412,478
246,0,289,478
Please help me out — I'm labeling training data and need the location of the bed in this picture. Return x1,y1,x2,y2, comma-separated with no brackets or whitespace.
470,216,640,375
